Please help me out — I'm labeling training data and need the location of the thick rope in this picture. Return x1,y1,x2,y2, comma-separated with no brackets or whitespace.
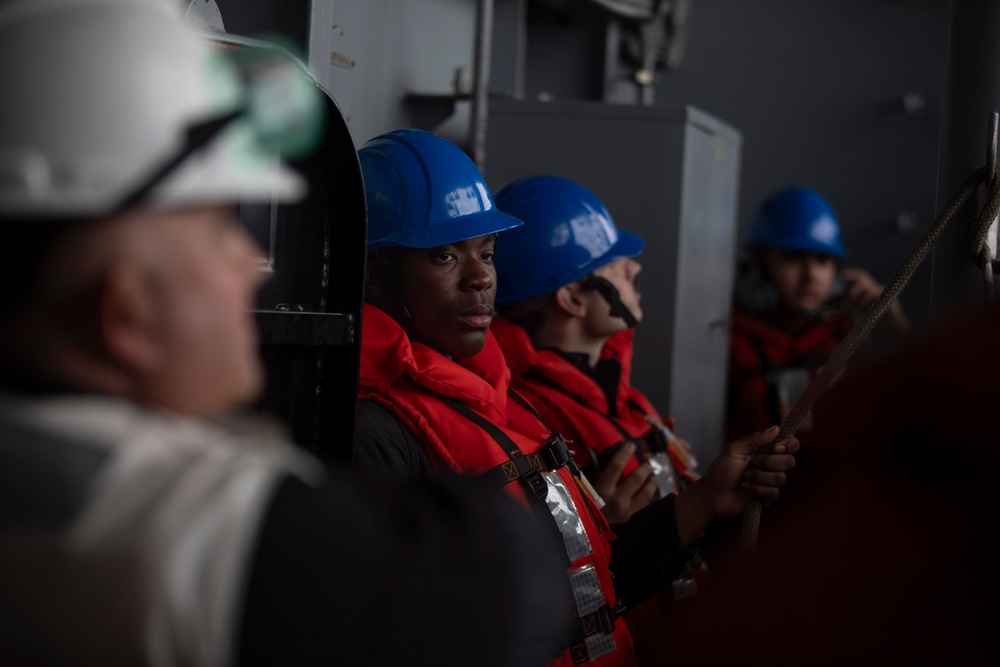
739,163,995,560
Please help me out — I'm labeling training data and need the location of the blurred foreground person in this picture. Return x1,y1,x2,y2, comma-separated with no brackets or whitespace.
353,129,799,667
657,302,999,666
0,2,566,666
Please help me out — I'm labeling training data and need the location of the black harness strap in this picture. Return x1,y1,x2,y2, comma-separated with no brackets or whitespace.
441,396,571,570
507,388,553,432
624,397,673,455
526,369,650,475
568,603,625,649
564,596,626,664
441,396,625,663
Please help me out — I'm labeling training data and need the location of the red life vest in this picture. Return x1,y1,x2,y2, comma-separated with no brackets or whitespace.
358,306,635,667
491,317,696,490
726,306,854,443
492,317,710,663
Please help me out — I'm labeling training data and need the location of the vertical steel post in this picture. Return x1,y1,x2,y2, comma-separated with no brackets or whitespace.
471,0,495,172
931,0,1000,313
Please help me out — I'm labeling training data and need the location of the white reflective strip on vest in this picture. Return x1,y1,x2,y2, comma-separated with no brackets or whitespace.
540,471,618,660
648,452,680,496
541,470,593,561
569,564,617,660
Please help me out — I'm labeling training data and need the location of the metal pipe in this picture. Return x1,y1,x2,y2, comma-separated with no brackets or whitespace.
471,0,495,172
930,0,1000,314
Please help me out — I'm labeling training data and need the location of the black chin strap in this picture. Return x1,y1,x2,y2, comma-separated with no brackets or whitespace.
582,276,638,328
372,248,413,320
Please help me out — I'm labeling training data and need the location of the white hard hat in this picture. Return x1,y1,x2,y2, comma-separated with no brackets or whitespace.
0,0,307,219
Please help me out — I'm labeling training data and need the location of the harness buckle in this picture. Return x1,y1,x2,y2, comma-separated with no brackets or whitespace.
521,468,548,500
539,433,571,469
645,427,670,454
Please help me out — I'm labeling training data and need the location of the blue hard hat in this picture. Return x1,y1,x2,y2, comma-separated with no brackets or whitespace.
748,186,847,257
493,175,644,308
359,129,522,249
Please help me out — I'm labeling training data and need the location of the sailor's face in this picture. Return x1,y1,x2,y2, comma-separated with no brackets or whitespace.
389,234,497,358
141,205,267,415
765,249,837,313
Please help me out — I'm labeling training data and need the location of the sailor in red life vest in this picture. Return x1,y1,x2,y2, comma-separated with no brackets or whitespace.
487,176,730,661
727,186,910,445
490,176,700,525
352,131,800,667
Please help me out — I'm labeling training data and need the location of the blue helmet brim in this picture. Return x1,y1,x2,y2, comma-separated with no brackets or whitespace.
607,230,645,262
370,208,523,249
496,229,645,308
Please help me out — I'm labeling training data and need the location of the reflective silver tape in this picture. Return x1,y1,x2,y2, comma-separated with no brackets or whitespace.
541,470,593,561
648,451,680,496
568,564,617,660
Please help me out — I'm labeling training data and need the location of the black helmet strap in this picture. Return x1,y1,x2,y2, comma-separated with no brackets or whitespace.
582,275,638,328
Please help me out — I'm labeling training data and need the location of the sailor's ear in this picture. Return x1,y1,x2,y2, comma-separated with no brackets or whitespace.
553,282,588,318
99,263,163,374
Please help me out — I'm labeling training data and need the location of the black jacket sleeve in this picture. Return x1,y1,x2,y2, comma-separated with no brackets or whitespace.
238,469,569,667
608,494,697,608
353,399,433,477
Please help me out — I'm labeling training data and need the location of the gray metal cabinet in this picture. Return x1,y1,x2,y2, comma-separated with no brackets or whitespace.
485,100,741,463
